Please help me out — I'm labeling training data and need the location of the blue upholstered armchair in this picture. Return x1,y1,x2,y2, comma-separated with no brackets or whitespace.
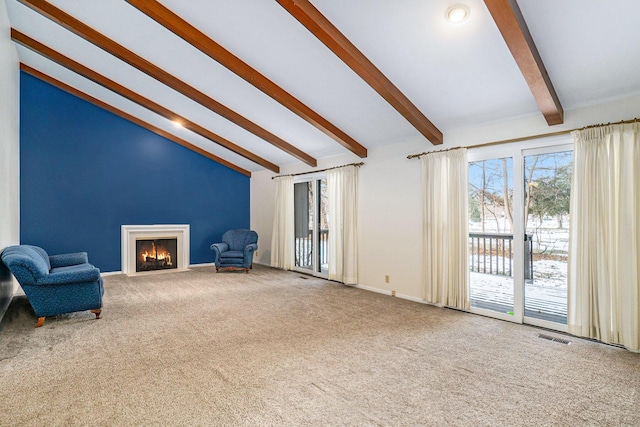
1,245,104,328
210,229,258,272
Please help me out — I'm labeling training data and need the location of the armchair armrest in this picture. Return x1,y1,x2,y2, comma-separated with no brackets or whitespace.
210,243,229,253
243,243,257,268
244,243,258,257
210,243,229,264
37,266,101,285
49,252,89,268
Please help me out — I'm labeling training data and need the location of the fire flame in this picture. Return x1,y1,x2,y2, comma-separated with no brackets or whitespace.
139,242,172,265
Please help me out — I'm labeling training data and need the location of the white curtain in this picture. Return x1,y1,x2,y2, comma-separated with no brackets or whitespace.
327,165,358,284
568,123,640,352
421,148,469,309
271,175,295,270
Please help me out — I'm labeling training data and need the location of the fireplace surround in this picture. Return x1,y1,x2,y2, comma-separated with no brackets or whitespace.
121,224,189,275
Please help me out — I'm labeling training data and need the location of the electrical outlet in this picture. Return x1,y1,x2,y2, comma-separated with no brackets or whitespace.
391,290,396,297
385,275,389,283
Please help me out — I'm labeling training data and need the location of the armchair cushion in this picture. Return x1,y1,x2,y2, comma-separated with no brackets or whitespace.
38,266,101,285
49,252,89,268
220,250,244,259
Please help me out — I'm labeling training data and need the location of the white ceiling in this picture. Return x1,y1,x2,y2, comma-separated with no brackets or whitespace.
6,0,640,173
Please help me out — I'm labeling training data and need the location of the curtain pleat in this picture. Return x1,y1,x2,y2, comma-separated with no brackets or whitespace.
271,176,295,270
568,123,640,352
327,165,358,284
421,148,470,309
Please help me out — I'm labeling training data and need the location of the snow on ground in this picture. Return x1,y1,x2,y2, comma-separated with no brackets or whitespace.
530,259,567,288
469,216,569,288
470,271,567,303
470,262,567,318
469,217,569,317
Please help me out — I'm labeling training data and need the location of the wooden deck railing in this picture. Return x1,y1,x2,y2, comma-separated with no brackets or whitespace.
295,229,328,268
469,232,533,279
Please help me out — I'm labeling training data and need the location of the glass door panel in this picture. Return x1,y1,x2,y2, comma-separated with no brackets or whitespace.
318,178,328,274
468,157,515,316
523,150,572,325
294,181,313,271
294,178,328,276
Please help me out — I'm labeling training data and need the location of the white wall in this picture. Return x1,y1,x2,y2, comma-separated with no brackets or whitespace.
0,0,21,319
445,92,640,148
251,94,640,301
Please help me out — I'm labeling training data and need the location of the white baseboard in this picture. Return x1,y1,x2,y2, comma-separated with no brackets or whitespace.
248,265,430,306
351,283,433,305
101,271,122,276
189,262,215,268
102,262,435,309
103,262,216,276
253,261,272,267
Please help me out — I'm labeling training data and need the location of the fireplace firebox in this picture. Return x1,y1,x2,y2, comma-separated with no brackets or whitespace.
136,238,178,272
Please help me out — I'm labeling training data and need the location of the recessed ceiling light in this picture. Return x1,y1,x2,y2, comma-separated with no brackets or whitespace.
172,120,183,128
446,4,470,23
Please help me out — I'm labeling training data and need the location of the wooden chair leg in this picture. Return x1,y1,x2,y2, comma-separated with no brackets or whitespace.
35,317,45,328
91,309,102,319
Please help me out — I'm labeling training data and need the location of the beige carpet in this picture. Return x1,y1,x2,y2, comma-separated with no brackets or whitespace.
1,265,639,426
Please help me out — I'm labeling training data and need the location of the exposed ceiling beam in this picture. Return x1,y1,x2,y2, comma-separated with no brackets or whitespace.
126,0,368,159
12,29,280,173
17,0,316,167
484,0,564,125
276,0,443,145
19,63,251,177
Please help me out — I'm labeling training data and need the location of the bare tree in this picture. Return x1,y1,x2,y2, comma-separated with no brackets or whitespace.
501,158,513,233
524,155,539,231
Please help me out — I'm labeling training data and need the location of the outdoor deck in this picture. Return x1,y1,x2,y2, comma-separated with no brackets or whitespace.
468,230,568,325
470,272,567,324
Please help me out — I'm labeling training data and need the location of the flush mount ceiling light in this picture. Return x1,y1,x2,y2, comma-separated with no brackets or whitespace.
446,4,470,23
171,120,183,128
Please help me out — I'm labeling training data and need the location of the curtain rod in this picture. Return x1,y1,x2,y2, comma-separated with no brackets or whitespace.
406,146,464,159
271,162,364,179
406,117,640,159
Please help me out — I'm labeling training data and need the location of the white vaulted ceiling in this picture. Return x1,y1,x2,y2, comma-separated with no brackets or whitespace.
6,0,640,174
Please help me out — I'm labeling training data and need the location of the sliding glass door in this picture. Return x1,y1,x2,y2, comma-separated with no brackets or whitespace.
468,141,573,331
523,148,572,326
293,176,328,277
468,155,520,322
294,181,314,271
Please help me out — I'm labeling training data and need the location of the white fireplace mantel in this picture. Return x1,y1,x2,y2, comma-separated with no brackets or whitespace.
121,224,190,275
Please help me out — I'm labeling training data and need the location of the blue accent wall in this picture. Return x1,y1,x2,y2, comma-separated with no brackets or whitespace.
20,72,250,272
